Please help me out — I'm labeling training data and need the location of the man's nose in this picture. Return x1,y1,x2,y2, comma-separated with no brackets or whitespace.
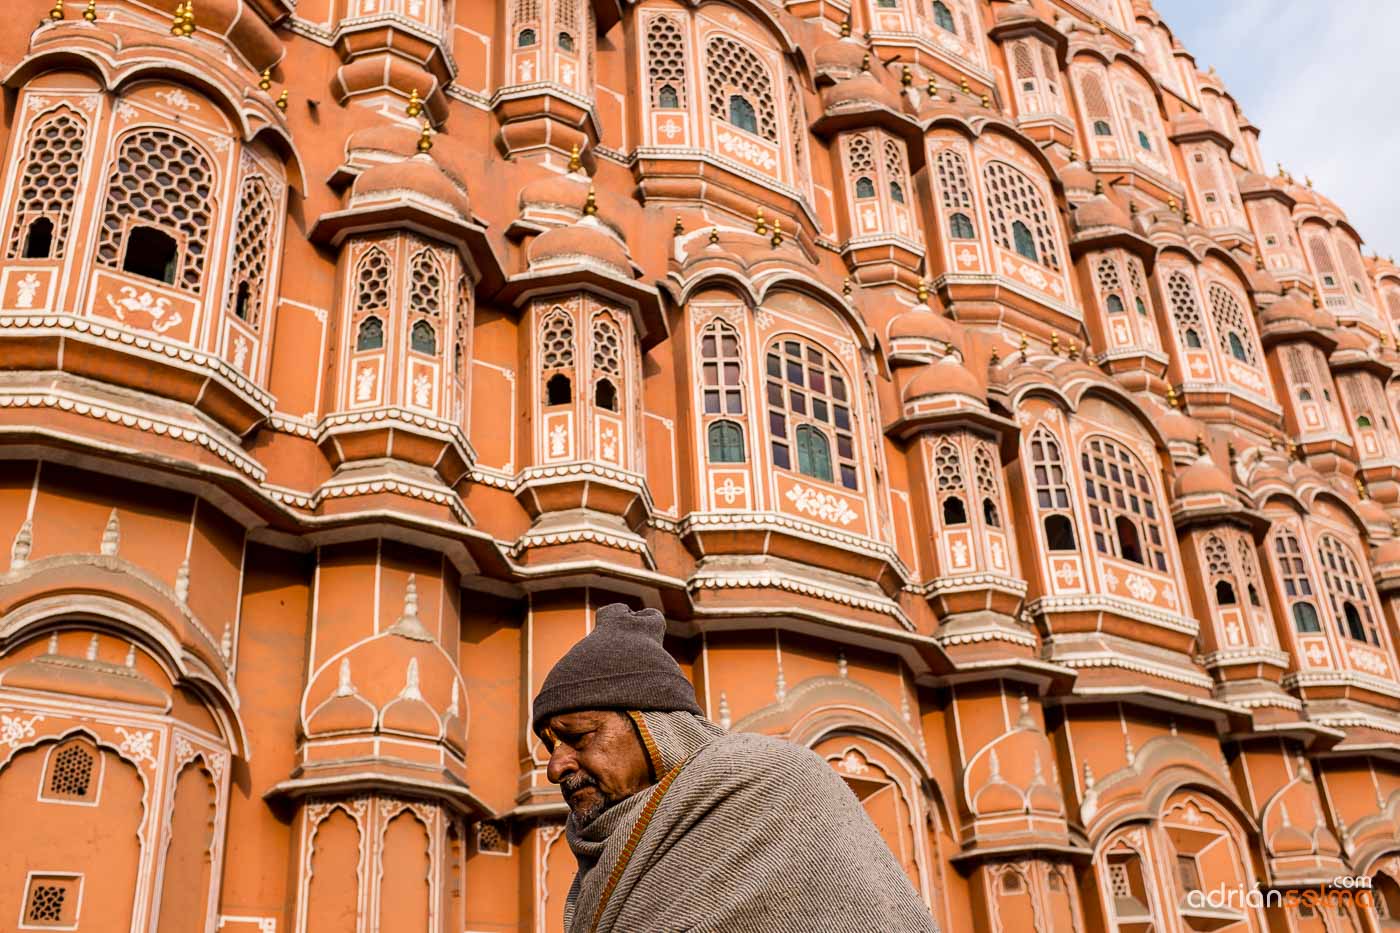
546,744,577,784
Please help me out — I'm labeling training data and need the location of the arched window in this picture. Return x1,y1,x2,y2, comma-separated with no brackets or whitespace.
541,309,575,406
1096,258,1125,315
591,316,623,412
983,161,1059,270
1012,221,1037,261
1094,120,1112,136
1357,414,1373,429
558,32,575,52
410,321,436,355
1081,436,1168,571
708,420,745,463
707,37,778,141
931,0,955,31
766,337,858,490
226,176,275,329
356,316,384,351
728,96,758,134
787,75,810,192
883,140,909,206
973,440,1003,529
934,440,967,526
547,373,572,406
1137,130,1151,150
1079,69,1114,137
1317,534,1380,645
1207,284,1260,367
1030,428,1076,550
795,424,833,481
1272,529,1321,633
518,28,536,47
1203,534,1240,609
950,213,975,238
1106,295,1125,313
97,128,214,292
647,16,688,111
890,181,905,203
122,226,179,284
700,320,745,416
1167,271,1207,354
8,111,85,260
855,177,875,198
42,737,99,803
847,134,875,202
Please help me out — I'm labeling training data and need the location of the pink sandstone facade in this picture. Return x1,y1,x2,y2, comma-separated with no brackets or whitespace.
5,0,1400,930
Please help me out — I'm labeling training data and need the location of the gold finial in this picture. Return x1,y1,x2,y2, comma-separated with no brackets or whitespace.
1311,292,1320,309
959,76,971,95
917,280,930,304
708,227,720,246
1357,476,1369,500
49,0,64,20
926,77,939,96
1129,200,1139,215
1050,332,1060,355
83,0,96,21
1305,175,1313,188
860,53,871,73
568,143,582,173
416,120,433,152
1195,435,1207,456
1067,146,1078,163
258,68,272,91
1166,385,1181,409
170,0,184,33
1182,205,1192,224
978,92,989,108
1254,252,1264,270
180,0,195,36
990,346,1001,366
1287,439,1300,460
1019,332,1029,355
406,88,422,118
840,17,851,38
584,185,598,216
1168,196,1179,212
673,215,684,236
1227,442,1237,463
902,65,913,87
1094,178,1104,195
842,277,853,297
1067,341,1080,360
275,89,289,111
1275,161,1284,178
771,217,783,248
754,207,768,236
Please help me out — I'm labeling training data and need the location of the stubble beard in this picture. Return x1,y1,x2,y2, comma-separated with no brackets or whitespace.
562,773,609,824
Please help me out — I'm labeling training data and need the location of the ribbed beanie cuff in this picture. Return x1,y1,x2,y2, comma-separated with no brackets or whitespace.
531,603,702,733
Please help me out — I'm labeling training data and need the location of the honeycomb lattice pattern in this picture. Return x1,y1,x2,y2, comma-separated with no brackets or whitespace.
973,441,1001,500
934,441,964,492
1166,271,1203,343
592,318,621,376
541,311,574,371
647,16,687,108
1204,534,1232,577
477,820,509,853
227,176,274,328
1207,283,1258,365
27,884,66,923
409,250,444,319
48,743,94,798
97,129,214,292
355,249,392,311
982,161,1060,270
705,36,777,141
1095,257,1122,296
846,134,874,175
883,140,907,188
7,112,85,259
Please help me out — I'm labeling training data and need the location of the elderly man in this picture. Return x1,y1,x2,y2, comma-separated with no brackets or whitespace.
533,602,939,933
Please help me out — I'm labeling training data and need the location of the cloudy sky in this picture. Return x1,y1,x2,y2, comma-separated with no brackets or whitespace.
1157,0,1400,260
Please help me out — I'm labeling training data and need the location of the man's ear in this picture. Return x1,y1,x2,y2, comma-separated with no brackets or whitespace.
624,711,660,783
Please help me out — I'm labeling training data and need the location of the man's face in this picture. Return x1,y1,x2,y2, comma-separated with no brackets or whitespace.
542,710,653,824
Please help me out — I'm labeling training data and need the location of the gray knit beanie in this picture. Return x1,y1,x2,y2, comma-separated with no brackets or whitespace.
532,603,702,734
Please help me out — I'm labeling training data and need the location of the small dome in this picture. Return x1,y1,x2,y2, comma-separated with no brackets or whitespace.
995,2,1041,24
1173,454,1235,499
518,169,591,216
1058,160,1096,194
889,307,958,346
352,154,471,220
1373,533,1400,568
823,71,902,113
1158,407,1200,447
528,216,632,275
1169,112,1218,139
1332,327,1370,354
903,354,985,404
1073,193,1132,232
345,124,422,162
1258,291,1315,329
1357,496,1389,528
1237,171,1284,198
813,37,868,81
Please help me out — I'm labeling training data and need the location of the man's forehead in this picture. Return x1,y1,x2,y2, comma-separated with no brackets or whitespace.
547,710,616,730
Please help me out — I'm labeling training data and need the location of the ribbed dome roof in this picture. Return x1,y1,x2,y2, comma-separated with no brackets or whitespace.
528,216,631,275
1073,193,1132,231
903,354,984,403
352,154,471,219
823,70,902,113
518,169,591,215
1173,454,1235,499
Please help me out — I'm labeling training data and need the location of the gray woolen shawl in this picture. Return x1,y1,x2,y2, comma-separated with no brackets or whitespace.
563,711,940,933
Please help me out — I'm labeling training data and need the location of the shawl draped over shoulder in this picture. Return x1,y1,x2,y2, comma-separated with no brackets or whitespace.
563,711,939,933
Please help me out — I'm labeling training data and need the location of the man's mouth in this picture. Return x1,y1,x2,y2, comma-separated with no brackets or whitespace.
562,776,599,804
